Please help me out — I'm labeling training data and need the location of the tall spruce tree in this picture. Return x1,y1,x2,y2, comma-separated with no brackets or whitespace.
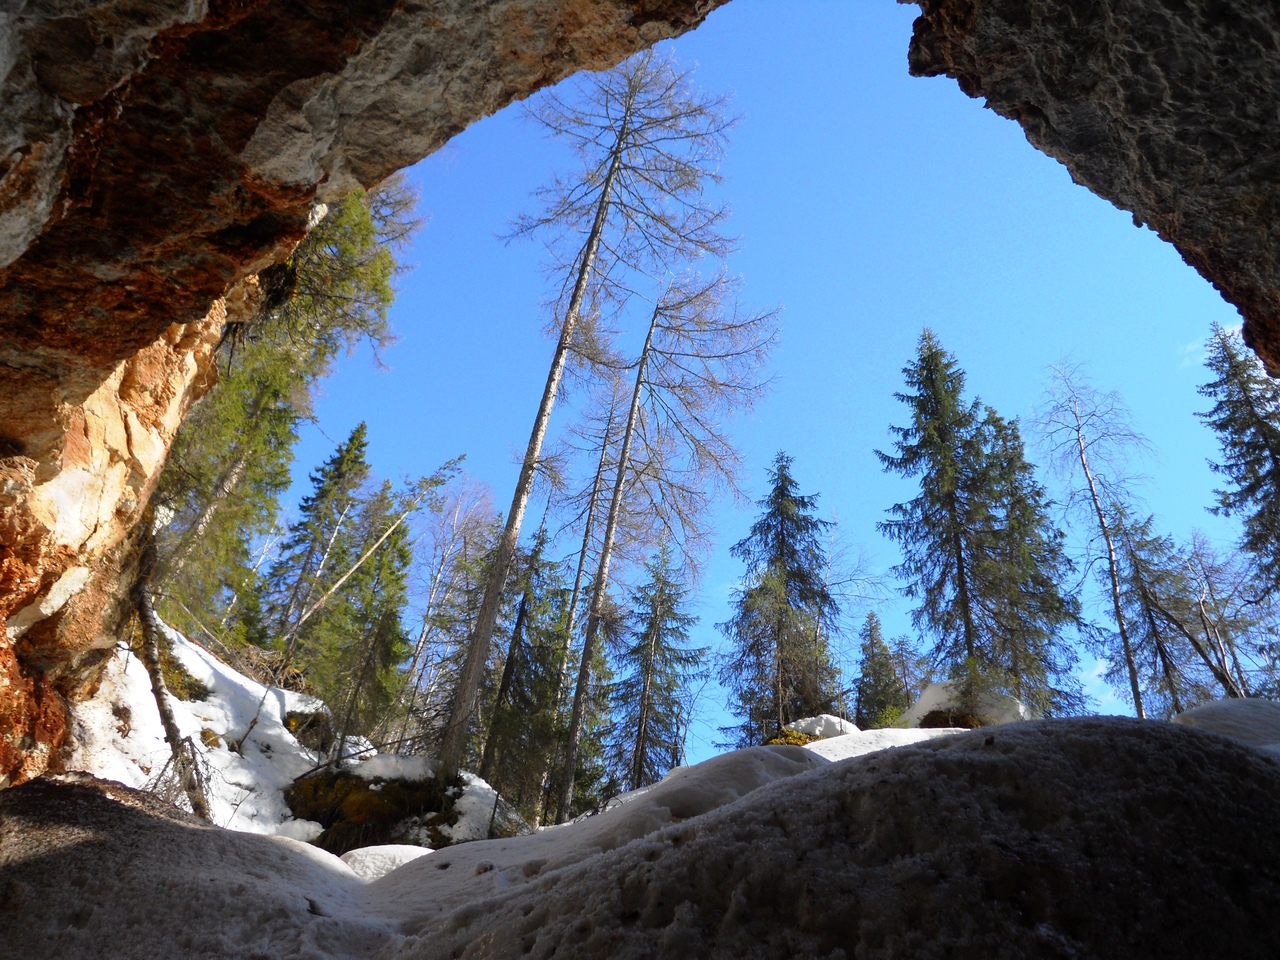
879,331,1079,714
975,411,1082,714
324,480,416,756
265,424,371,658
1110,509,1216,718
1198,323,1280,594
877,329,987,667
478,529,573,816
853,612,910,729
154,179,417,643
607,544,707,792
718,453,841,747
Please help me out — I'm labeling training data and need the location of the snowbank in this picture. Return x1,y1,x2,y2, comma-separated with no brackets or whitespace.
785,713,858,739
897,679,1036,727
10,717,1280,959
67,630,337,839
1172,697,1280,756
802,725,966,762
341,844,434,882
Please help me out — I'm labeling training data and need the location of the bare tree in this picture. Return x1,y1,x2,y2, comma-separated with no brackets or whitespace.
1036,363,1153,717
437,49,735,778
553,271,774,821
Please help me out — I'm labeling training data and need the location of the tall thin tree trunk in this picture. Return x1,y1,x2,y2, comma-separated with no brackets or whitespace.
133,534,211,822
1073,406,1146,718
479,572,531,781
437,115,633,782
554,305,657,822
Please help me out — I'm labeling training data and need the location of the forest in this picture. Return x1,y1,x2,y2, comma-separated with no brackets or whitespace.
140,49,1280,829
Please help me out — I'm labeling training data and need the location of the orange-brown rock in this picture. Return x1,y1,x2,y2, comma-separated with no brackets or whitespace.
6,0,1280,786
0,1,726,785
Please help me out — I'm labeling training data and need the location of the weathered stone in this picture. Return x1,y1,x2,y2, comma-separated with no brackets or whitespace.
0,0,724,786
908,0,1280,371
5,0,1280,785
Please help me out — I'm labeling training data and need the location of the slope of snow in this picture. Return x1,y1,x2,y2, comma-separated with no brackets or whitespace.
11,714,1280,960
785,713,858,738
801,725,966,762
1172,697,1280,755
68,630,336,839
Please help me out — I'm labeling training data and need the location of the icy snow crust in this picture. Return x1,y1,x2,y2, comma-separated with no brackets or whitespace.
7,713,1280,959
785,713,859,738
342,845,434,882
8,708,1280,958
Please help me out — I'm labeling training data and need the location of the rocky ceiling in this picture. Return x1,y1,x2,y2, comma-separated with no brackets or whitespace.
0,0,1277,785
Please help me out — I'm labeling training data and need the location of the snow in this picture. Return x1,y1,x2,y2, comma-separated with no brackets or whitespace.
67,628,334,839
1172,697,1280,756
341,844,434,882
438,771,504,843
897,679,1037,727
351,754,434,781
47,628,1280,959
14,713,1280,959
366,744,829,924
785,713,858,738
801,725,967,762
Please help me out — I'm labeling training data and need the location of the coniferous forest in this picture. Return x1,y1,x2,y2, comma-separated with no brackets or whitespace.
144,49,1280,831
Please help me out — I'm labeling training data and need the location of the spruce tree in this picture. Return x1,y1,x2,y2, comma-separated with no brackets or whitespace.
718,453,841,746
1198,323,1280,594
154,180,417,643
853,612,910,729
265,423,371,655
324,480,415,754
607,544,707,792
478,530,573,816
974,411,1082,714
880,332,1079,714
1110,509,1215,718
877,329,987,667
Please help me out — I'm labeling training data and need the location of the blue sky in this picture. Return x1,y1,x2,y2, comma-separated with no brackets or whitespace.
290,1,1244,762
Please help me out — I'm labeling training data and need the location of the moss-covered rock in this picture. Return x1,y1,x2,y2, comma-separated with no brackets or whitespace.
284,710,335,753
919,708,984,729
285,770,462,855
766,729,819,747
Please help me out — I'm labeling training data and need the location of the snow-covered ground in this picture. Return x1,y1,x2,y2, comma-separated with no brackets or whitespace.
64,626,497,842
40,625,1280,959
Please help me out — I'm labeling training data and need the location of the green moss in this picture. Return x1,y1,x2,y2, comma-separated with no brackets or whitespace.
919,708,984,729
200,728,222,749
284,769,462,856
766,729,819,747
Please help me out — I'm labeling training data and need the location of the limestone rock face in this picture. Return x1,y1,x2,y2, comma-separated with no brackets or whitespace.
908,0,1280,371
0,0,725,785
